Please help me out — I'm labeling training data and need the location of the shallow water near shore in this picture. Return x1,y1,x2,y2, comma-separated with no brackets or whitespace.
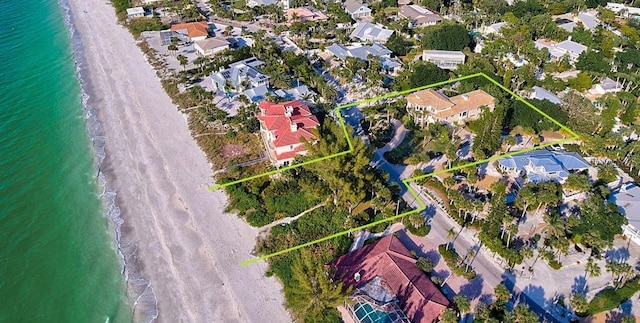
0,0,131,321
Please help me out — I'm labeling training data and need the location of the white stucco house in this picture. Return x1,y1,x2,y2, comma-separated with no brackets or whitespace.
326,43,402,74
344,0,372,20
591,77,623,95
422,50,466,70
606,3,640,18
610,183,640,245
126,7,145,19
534,38,587,62
209,57,269,92
194,38,230,57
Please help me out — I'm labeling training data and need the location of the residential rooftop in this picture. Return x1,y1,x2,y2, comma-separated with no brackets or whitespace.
333,234,450,323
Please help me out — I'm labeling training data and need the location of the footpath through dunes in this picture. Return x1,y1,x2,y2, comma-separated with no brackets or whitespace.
66,0,291,321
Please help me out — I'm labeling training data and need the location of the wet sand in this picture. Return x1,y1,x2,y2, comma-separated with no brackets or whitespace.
66,0,291,321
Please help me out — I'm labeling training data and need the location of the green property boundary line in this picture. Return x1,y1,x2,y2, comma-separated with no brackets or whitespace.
207,73,580,266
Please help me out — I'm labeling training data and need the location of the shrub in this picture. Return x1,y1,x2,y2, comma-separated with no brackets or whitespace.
245,209,273,227
437,244,476,279
586,277,640,315
403,216,431,237
128,18,165,36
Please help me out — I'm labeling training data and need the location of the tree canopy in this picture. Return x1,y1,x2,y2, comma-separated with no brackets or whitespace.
422,24,471,51
576,51,610,74
506,99,568,132
574,195,627,250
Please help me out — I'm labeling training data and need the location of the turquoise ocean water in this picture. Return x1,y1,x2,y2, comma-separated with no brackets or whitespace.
0,0,131,321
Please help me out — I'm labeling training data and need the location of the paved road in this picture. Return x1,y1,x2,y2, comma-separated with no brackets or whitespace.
368,121,588,322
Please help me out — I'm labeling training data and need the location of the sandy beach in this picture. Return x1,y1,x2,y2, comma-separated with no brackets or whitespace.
65,0,291,321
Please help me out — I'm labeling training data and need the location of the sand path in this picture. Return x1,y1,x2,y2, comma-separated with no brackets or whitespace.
65,1,291,321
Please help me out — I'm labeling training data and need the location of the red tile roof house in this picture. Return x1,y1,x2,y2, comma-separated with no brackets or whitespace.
257,100,320,167
333,234,450,323
170,21,210,42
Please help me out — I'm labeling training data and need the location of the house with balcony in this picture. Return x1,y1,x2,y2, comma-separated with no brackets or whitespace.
422,50,466,70
257,100,320,167
344,0,372,20
406,89,495,127
398,5,441,28
209,57,269,92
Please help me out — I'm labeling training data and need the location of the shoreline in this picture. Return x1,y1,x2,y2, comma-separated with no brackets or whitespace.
60,0,158,319
64,0,291,321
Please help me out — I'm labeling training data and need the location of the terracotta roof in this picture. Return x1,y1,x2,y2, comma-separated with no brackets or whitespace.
170,21,209,38
406,89,454,110
443,90,495,118
285,7,329,22
407,89,495,120
333,235,450,323
257,100,319,148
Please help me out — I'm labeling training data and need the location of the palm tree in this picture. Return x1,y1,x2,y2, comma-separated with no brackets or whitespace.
464,248,476,272
521,247,534,261
512,304,539,322
446,227,456,250
439,308,458,323
454,295,471,317
285,250,350,321
193,56,207,74
506,223,518,248
606,260,633,289
501,216,514,240
167,43,178,56
570,293,588,314
177,54,188,71
493,283,511,309
585,257,601,279
543,213,565,240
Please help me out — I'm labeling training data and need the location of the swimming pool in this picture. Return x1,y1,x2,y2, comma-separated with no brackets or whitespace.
351,301,405,323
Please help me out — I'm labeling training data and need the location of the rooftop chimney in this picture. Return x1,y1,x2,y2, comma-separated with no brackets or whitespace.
290,121,298,132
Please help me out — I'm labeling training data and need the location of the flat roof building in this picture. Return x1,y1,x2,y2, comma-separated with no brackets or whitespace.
422,50,465,70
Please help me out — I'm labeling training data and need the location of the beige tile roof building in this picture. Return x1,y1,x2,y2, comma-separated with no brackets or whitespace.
406,89,495,126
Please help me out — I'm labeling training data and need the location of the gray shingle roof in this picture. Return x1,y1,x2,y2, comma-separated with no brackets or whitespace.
610,184,640,228
344,0,369,14
531,86,562,105
350,22,394,42
498,149,589,183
